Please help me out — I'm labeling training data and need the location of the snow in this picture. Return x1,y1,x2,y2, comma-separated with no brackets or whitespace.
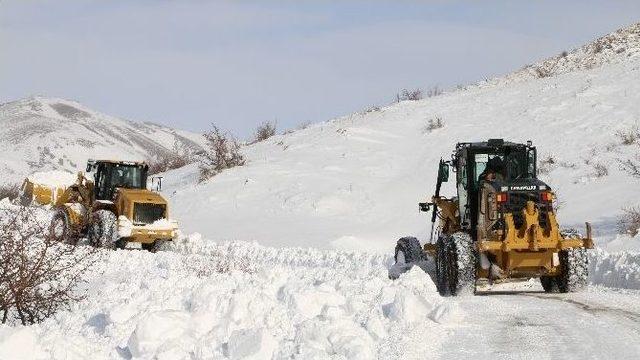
160,46,640,254
0,326,45,360
0,96,205,186
25,170,77,188
3,22,640,360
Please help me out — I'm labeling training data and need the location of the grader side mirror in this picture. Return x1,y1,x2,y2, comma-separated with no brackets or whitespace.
438,162,450,183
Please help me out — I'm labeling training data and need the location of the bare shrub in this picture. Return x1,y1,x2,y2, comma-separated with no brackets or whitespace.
0,183,20,201
535,66,552,78
592,162,609,178
395,88,423,102
148,140,194,175
361,105,381,114
297,121,312,130
252,121,277,143
617,207,640,236
616,127,639,145
426,85,443,98
198,125,245,182
0,206,98,325
423,116,444,133
538,155,556,175
619,156,640,178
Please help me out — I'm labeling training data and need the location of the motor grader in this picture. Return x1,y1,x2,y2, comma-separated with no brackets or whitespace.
22,160,178,251
392,139,593,295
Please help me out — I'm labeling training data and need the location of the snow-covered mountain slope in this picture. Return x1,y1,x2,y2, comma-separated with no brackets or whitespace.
163,51,640,253
0,96,205,185
498,21,640,84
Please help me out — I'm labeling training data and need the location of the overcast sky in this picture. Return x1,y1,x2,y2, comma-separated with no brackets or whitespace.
1,1,639,138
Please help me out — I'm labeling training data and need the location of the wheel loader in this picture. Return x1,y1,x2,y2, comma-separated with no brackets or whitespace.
392,139,593,295
22,160,178,250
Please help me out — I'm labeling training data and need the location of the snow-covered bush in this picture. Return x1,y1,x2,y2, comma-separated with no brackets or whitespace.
251,120,277,144
0,184,19,201
0,206,98,325
618,207,640,236
423,116,444,133
395,88,422,102
198,125,245,182
616,126,639,145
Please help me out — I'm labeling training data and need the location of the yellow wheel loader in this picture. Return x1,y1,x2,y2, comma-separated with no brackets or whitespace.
392,139,593,295
22,160,178,251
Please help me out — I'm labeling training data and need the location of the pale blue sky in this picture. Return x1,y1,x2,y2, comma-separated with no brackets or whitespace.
1,1,639,137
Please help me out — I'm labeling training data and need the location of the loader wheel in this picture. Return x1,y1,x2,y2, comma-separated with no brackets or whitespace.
88,210,119,250
49,209,77,245
394,237,425,264
142,240,167,253
540,276,559,293
437,233,476,296
557,248,588,293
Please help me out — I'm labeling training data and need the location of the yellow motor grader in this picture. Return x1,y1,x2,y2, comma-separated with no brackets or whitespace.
22,160,178,250
392,139,593,295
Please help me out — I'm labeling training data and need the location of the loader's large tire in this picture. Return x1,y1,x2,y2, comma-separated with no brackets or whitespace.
88,210,119,250
49,209,77,245
394,237,425,264
557,248,588,293
436,232,476,296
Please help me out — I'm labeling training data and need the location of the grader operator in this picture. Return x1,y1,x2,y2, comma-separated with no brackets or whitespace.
392,139,593,295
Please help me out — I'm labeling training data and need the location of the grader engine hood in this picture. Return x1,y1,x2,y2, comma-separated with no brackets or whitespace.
115,188,178,243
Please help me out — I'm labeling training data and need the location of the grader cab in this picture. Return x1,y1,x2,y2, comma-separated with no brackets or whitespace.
393,139,593,295
23,160,178,251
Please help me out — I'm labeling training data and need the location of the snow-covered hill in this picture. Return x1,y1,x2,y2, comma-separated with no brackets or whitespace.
0,96,205,185
499,21,640,84
162,25,640,253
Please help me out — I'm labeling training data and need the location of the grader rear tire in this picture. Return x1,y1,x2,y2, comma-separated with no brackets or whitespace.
558,248,588,293
436,233,476,296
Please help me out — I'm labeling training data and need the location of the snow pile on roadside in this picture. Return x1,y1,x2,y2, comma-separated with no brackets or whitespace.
1,233,460,359
589,248,640,290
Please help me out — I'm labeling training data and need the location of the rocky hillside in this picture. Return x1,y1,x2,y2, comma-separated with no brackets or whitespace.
0,96,205,185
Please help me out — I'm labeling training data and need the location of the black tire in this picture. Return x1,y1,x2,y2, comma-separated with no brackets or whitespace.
435,235,450,296
557,248,588,293
394,237,425,264
540,276,559,293
88,210,118,249
437,232,476,296
49,209,77,244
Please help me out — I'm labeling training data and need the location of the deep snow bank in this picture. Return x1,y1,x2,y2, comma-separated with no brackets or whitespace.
589,248,640,290
0,231,461,360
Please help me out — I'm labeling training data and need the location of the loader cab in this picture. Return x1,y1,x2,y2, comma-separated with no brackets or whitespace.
87,160,149,201
453,139,537,238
